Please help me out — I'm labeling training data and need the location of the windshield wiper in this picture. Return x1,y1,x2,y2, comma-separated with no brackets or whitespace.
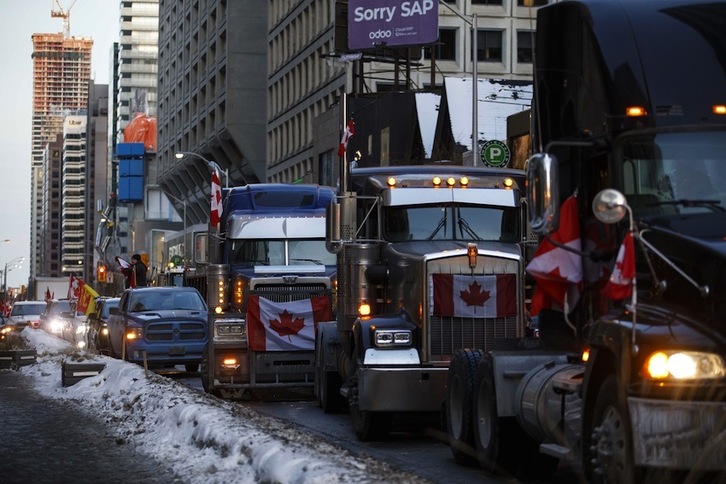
427,215,447,240
289,258,323,265
458,216,483,241
648,199,725,212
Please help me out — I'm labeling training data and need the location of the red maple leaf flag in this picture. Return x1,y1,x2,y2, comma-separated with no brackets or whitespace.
431,274,517,318
247,295,333,351
210,169,223,227
526,194,583,316
601,232,635,300
337,118,355,158
68,275,80,300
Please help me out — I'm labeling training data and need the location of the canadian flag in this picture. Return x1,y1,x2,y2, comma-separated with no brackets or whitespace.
45,287,52,302
68,275,80,299
116,256,135,288
247,295,333,351
210,169,223,227
337,118,355,158
431,274,517,318
601,232,635,300
526,194,583,316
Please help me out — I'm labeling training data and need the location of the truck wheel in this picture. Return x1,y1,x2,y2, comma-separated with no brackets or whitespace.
446,348,483,466
349,386,391,441
472,353,558,477
185,363,199,373
200,344,221,397
589,376,638,484
318,368,345,413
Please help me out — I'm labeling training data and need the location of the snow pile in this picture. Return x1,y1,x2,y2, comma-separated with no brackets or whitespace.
16,329,425,484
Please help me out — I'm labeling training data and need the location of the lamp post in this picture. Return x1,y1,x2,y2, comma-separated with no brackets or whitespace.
2,256,25,297
175,152,233,188
165,193,187,265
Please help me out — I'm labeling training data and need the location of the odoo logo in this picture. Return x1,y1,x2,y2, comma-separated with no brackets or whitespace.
369,29,392,40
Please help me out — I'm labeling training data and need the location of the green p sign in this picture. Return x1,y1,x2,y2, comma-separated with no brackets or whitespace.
170,255,183,267
480,140,510,168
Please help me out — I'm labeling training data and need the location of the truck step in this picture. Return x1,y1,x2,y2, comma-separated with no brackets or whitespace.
540,443,575,461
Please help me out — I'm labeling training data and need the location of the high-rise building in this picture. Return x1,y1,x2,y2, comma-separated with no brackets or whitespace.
30,33,93,280
61,115,88,276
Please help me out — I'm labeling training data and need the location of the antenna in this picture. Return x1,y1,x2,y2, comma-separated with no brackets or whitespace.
51,0,78,38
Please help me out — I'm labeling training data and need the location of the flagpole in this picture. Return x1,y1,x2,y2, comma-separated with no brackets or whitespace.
626,205,637,354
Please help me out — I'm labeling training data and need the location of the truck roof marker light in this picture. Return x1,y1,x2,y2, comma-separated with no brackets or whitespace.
503,177,514,189
447,177,456,187
467,243,478,268
214,306,223,314
626,106,647,117
432,176,442,187
387,177,397,187
460,176,469,187
358,302,371,317
713,104,726,115
582,348,590,362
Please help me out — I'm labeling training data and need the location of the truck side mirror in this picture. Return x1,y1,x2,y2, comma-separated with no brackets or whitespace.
526,153,560,234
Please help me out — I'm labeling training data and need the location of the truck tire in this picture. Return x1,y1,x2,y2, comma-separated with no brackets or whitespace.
473,353,558,478
318,369,345,414
349,385,391,441
446,348,483,466
589,375,639,484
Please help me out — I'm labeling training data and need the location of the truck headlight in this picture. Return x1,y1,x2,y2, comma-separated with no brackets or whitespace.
374,329,412,347
214,318,247,342
125,327,143,341
49,319,64,333
643,351,726,380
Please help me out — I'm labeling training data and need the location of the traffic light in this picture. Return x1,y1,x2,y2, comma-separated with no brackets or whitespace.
97,265,107,283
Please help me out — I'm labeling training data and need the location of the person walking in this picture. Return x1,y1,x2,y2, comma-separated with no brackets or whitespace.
131,254,148,287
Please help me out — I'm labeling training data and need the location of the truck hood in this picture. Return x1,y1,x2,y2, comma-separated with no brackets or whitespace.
642,213,726,259
386,240,523,260
125,309,207,324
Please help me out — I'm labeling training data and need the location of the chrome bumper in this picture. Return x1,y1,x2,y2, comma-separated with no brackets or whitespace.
628,397,726,470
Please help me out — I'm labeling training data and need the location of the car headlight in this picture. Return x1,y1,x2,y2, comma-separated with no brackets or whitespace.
76,323,87,334
374,329,412,347
49,319,64,333
643,351,726,380
1,326,11,335
125,327,143,340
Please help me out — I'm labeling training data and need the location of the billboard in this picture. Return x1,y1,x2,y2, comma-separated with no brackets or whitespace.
348,0,438,50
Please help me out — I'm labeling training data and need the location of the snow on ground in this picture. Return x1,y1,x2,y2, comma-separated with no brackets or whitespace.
14,329,427,484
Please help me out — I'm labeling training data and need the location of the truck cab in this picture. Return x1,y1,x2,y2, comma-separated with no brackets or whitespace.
198,184,336,398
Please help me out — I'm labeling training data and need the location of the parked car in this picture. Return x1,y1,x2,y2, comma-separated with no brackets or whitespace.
6,301,47,332
85,297,120,355
107,287,208,372
39,298,87,348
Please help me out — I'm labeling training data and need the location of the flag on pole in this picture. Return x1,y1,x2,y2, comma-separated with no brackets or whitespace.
45,287,52,302
601,232,635,300
247,295,333,351
211,169,223,227
337,118,355,158
115,256,135,288
430,274,517,318
68,275,80,300
76,280,101,315
526,194,583,316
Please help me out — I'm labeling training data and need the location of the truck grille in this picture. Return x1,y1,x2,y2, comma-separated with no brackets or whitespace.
430,316,518,356
146,321,206,342
252,284,329,303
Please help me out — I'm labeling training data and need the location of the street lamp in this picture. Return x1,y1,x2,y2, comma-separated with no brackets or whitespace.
165,192,187,265
175,152,233,188
2,256,25,297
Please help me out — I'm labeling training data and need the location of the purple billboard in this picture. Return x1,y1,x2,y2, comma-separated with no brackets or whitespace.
348,0,439,50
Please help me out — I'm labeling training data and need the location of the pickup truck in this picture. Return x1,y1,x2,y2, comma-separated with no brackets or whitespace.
107,286,208,372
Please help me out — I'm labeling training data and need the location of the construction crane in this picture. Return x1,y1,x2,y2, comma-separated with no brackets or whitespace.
51,0,78,38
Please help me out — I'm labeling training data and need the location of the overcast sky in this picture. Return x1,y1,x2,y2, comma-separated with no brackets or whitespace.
0,0,119,289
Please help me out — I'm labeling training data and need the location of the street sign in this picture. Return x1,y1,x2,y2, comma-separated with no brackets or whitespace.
480,140,510,168
171,255,183,267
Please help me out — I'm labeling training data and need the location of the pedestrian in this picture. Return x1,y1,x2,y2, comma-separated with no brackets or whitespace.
131,254,148,287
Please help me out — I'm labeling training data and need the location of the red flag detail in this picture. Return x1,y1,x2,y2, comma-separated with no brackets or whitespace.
431,274,517,318
526,195,583,316
45,287,52,302
337,118,355,158
210,169,223,227
601,232,635,300
247,295,333,351
68,275,80,299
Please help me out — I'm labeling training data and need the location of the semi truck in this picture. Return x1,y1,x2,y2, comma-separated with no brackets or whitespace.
443,0,726,481
317,164,530,440
188,184,337,399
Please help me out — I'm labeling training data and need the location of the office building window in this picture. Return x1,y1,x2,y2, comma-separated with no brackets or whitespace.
476,30,503,62
425,28,457,61
517,31,534,63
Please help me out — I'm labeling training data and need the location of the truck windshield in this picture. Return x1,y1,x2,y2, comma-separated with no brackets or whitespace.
228,239,336,266
619,131,726,216
383,204,519,242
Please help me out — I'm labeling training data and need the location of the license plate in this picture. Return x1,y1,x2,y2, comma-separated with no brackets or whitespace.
168,345,186,356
